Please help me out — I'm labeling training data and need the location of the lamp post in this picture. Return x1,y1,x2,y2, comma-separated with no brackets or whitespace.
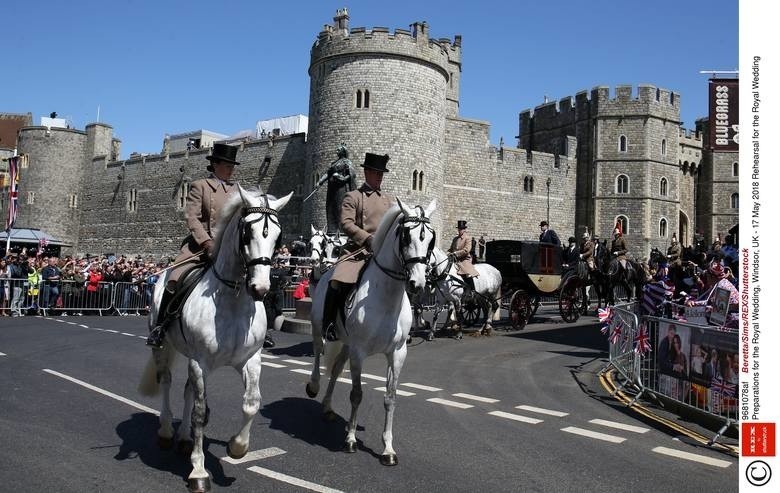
546,177,551,224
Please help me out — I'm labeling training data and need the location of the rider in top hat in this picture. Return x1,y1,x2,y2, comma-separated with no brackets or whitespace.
448,220,479,290
321,152,395,341
539,221,560,246
562,236,579,269
147,143,241,348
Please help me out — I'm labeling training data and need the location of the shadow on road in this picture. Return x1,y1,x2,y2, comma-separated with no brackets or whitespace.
506,322,608,353
267,341,314,358
114,412,234,488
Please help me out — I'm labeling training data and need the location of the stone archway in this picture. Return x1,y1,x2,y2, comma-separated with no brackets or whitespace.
679,211,690,246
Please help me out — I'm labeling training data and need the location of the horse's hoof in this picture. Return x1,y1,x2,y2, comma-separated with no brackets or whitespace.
454,333,463,340
468,331,480,338
305,382,318,398
157,435,174,450
323,410,338,422
188,477,211,493
380,453,398,466
177,440,194,456
344,441,357,453
227,436,248,460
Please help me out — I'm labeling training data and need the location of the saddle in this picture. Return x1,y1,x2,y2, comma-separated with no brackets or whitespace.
162,262,208,325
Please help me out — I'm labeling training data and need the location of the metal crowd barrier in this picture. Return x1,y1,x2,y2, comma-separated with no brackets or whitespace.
112,281,153,315
603,300,738,445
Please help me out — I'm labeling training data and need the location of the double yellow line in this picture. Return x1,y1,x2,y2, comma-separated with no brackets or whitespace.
599,368,739,457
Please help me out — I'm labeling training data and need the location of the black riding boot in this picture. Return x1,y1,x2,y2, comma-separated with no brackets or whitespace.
464,276,475,292
322,283,345,342
263,332,276,348
146,287,175,348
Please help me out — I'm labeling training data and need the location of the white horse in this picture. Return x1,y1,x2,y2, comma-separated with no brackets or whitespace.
306,198,437,466
308,226,346,285
138,185,293,493
428,247,502,338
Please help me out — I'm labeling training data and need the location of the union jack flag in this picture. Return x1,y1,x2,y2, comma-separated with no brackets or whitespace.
710,376,736,398
598,307,613,324
633,322,652,355
608,322,623,345
5,156,20,232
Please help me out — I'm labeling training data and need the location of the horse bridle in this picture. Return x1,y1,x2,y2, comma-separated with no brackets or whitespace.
213,195,282,292
374,209,435,281
311,232,341,265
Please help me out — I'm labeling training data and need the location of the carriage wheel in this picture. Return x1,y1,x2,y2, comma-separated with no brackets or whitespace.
509,291,532,330
460,298,482,328
559,277,582,323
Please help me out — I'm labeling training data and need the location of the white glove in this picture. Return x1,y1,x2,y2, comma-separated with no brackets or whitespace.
613,252,618,256
579,254,583,259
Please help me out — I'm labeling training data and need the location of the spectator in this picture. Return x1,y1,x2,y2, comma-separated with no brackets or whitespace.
0,258,9,316
41,257,62,312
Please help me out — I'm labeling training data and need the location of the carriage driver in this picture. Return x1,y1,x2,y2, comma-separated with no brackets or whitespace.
579,231,595,270
321,153,395,342
448,220,480,291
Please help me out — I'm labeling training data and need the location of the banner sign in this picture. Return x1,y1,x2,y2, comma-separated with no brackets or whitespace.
708,78,739,150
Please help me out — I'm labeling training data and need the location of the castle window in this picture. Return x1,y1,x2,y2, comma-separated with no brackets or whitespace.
659,177,668,196
68,194,78,209
731,193,739,209
177,181,190,210
523,176,534,193
356,90,363,109
615,215,629,235
670,92,675,104
616,174,630,194
417,171,424,191
656,88,660,101
127,188,138,213
364,89,370,108
661,139,667,156
732,162,738,176
412,170,418,191
26,191,35,205
619,135,627,153
659,218,668,237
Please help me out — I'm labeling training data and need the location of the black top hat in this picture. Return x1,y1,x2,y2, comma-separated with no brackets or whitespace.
207,143,241,171
568,236,576,243
457,220,467,230
539,220,549,227
361,153,390,173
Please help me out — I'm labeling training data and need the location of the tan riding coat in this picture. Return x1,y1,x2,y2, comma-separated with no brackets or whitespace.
580,239,595,269
170,176,236,282
667,243,682,267
610,235,628,261
448,233,479,278
331,183,394,284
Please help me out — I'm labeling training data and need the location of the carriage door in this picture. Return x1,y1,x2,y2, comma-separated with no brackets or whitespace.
539,245,555,274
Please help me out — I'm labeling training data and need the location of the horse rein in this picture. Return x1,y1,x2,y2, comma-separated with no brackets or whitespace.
374,212,434,281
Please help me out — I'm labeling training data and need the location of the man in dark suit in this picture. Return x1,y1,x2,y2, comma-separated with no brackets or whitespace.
539,221,560,246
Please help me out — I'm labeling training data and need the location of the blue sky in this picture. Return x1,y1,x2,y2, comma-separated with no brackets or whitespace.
5,0,737,158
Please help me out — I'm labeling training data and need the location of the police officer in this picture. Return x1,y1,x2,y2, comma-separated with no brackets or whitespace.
321,153,395,341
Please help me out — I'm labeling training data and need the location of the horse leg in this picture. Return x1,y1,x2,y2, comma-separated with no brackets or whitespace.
176,377,195,456
322,343,349,422
380,345,406,466
306,312,325,398
153,347,175,449
228,351,263,460
344,354,364,454
186,359,210,493
451,303,463,340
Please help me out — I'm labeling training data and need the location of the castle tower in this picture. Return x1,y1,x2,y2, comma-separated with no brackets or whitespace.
304,10,462,238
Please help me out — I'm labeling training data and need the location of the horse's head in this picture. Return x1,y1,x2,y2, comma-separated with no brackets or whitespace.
396,198,437,293
309,225,327,266
236,185,294,300
427,247,451,283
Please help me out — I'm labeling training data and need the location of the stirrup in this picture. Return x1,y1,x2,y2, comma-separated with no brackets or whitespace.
146,325,165,348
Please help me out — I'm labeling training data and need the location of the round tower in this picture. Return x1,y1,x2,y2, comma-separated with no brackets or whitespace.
304,10,461,239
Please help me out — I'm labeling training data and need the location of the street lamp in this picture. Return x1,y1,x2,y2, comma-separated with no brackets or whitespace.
546,177,551,224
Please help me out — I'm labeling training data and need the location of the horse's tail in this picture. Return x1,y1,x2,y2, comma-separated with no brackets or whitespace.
137,346,175,397
324,340,345,378
492,285,502,321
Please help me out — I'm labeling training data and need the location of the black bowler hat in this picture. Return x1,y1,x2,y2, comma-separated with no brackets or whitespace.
207,143,241,171
361,153,390,173
540,221,549,227
457,220,467,230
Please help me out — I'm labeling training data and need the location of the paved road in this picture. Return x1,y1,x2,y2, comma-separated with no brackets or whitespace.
0,308,737,492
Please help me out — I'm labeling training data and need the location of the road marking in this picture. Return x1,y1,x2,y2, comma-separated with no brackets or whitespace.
453,393,499,404
401,383,442,392
248,465,344,493
0,352,6,356
561,426,626,443
263,354,279,359
283,359,311,366
79,324,89,328
221,447,286,464
360,373,387,382
373,387,416,397
54,319,65,323
66,321,77,325
652,446,732,468
427,398,473,409
104,329,118,334
138,336,147,340
121,332,136,337
515,405,569,417
42,369,159,416
261,362,286,368
589,418,650,434
290,369,311,375
488,411,543,424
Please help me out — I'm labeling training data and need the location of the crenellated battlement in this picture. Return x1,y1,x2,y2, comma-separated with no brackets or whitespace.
678,127,703,143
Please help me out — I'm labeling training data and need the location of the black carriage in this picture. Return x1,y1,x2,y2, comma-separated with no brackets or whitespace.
485,240,584,330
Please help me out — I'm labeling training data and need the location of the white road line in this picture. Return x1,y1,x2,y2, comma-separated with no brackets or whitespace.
373,387,416,397
488,411,543,424
589,418,650,434
261,362,287,369
248,465,344,493
652,446,732,468
282,359,311,366
427,398,474,409
515,405,569,417
66,322,77,325
360,373,387,382
401,383,442,392
561,426,626,443
0,352,6,356
221,447,286,464
42,369,159,416
338,377,363,385
104,329,118,334
138,336,147,339
290,369,311,375
54,319,65,323
263,354,279,359
453,393,499,404
121,332,136,337
79,324,89,328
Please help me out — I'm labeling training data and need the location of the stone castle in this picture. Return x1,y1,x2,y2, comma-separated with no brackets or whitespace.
2,10,737,259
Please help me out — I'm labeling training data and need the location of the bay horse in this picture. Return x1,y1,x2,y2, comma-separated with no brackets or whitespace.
138,185,293,492
306,198,437,466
